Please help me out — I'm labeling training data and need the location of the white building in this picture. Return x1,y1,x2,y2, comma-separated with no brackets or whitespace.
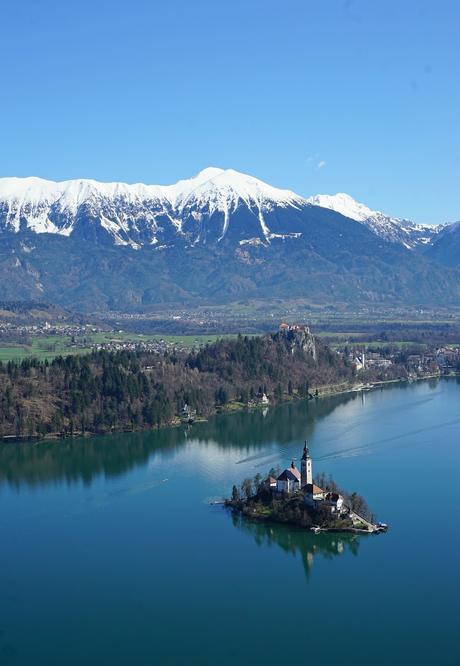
276,462,301,493
324,492,344,513
354,353,365,371
267,476,277,489
301,442,313,487
301,442,345,515
273,443,346,517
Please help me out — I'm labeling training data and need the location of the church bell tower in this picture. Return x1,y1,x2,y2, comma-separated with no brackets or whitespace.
301,441,312,487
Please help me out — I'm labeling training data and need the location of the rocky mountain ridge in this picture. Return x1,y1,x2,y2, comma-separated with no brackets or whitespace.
0,168,459,311
0,168,447,250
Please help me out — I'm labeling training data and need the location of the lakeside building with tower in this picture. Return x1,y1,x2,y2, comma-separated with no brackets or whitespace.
228,442,387,534
274,443,344,515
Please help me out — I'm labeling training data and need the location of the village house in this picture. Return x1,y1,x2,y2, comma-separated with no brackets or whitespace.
353,353,365,371
180,403,196,423
260,392,270,405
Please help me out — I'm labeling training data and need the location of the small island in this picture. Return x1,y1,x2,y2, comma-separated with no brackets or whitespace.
226,442,388,534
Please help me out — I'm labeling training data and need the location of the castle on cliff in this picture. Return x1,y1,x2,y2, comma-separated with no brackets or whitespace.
277,323,317,360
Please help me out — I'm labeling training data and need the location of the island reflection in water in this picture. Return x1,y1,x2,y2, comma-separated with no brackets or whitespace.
231,512,361,580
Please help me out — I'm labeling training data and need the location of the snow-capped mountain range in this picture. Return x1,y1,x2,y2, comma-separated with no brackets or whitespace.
0,168,304,248
1,167,459,311
306,192,443,249
0,167,444,249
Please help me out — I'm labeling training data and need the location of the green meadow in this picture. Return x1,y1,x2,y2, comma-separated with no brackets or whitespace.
0,332,238,362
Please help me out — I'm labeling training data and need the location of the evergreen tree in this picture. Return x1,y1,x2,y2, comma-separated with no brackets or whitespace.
231,485,240,502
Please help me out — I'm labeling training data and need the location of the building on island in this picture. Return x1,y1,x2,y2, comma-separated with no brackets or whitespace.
323,492,344,513
276,462,301,493
301,441,313,486
274,442,345,516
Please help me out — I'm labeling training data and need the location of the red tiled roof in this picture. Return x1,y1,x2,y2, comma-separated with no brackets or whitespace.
278,466,301,482
304,483,324,495
290,466,301,481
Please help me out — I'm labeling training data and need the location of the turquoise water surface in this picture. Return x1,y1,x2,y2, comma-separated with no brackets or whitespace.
1,378,459,665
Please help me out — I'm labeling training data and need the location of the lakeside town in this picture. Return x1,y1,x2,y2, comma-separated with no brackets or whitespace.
341,344,460,379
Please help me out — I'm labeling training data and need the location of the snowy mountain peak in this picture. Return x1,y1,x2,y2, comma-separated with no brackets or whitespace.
167,167,303,212
306,191,440,249
194,166,225,179
306,192,379,222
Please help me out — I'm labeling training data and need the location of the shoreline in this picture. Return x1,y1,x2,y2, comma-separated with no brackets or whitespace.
309,371,457,400
1,372,458,444
225,504,386,536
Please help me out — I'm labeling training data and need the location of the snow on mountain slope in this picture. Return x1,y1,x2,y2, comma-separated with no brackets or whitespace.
167,167,304,243
0,170,447,250
0,168,305,246
169,167,302,210
306,192,441,249
0,176,171,244
307,192,378,222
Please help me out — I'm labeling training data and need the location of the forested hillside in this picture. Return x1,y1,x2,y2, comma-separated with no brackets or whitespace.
0,332,401,439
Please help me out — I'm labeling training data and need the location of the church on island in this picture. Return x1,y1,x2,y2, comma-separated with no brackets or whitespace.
271,443,344,514
229,441,387,533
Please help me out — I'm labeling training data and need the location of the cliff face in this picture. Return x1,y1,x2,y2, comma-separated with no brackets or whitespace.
275,325,317,361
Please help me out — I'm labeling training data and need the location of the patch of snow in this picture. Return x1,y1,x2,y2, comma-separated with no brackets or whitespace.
239,238,265,246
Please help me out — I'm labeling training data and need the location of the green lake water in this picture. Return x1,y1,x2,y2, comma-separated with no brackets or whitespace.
1,378,460,665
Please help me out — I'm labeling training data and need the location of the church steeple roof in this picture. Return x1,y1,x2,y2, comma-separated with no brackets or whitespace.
302,440,309,460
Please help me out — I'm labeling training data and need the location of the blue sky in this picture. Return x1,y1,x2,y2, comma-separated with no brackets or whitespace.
0,0,459,224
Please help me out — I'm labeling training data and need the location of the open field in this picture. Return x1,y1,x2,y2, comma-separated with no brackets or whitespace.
317,335,417,349
0,347,30,362
3,297,460,362
0,331,239,362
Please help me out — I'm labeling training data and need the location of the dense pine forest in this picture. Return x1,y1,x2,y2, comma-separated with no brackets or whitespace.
0,331,400,440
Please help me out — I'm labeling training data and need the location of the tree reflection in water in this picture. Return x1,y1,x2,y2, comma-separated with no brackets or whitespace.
0,393,357,488
231,512,362,580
